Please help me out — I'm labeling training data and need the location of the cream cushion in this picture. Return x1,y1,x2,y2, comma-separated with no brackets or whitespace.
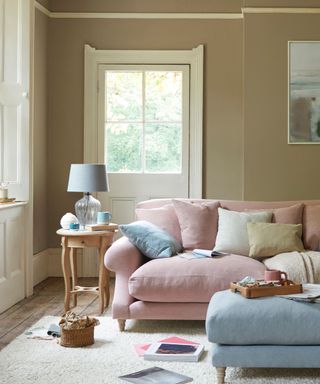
247,222,304,258
213,208,272,256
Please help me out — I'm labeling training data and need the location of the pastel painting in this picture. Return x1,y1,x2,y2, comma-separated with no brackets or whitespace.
289,42,320,143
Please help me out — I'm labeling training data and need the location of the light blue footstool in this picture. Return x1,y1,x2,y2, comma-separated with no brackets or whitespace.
206,290,320,384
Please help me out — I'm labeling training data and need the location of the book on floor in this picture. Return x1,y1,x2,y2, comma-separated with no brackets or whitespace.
144,342,204,362
119,366,193,383
134,336,199,357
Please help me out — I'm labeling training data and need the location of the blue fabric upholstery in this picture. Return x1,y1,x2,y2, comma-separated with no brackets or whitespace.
119,220,182,259
206,290,320,345
211,344,320,368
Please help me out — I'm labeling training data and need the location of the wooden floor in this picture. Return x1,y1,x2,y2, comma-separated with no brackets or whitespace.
0,277,114,351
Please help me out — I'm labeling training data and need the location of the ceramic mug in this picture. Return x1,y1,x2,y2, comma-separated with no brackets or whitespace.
97,211,112,224
264,269,287,282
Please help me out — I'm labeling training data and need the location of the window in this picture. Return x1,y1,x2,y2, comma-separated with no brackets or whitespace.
104,67,185,174
84,45,203,198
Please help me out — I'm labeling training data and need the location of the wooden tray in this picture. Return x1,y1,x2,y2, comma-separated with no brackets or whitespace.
230,281,303,298
0,197,15,204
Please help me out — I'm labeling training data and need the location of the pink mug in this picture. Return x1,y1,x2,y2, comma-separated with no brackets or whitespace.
264,269,287,282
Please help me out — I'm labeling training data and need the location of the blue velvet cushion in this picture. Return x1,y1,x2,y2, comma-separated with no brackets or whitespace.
119,220,182,259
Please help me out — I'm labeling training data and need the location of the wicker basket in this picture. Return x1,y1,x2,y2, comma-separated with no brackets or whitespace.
59,324,95,347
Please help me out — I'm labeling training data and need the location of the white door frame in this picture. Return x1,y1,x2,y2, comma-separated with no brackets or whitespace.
84,44,203,199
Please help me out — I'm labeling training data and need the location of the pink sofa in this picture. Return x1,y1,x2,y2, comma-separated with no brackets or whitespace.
104,199,320,330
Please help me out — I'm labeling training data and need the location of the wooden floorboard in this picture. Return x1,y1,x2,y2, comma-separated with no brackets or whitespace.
0,277,114,350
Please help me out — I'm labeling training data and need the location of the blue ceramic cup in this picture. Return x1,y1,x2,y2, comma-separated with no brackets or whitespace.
97,211,112,224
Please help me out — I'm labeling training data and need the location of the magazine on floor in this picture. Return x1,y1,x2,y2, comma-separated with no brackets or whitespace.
119,366,193,384
144,342,204,362
134,336,199,357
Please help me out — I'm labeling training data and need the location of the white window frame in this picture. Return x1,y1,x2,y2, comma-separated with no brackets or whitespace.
84,44,203,198
99,64,189,175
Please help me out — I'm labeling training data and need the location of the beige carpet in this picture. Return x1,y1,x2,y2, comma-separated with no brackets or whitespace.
0,315,319,383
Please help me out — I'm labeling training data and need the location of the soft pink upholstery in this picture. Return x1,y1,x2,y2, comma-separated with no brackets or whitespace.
105,198,320,322
245,203,304,224
136,204,182,244
303,204,320,250
172,199,219,250
129,254,265,302
272,203,304,224
104,236,146,319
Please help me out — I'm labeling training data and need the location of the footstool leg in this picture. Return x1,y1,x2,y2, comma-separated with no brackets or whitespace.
216,367,226,384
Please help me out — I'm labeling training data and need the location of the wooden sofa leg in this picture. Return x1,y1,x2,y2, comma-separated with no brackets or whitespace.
118,319,126,331
216,367,226,384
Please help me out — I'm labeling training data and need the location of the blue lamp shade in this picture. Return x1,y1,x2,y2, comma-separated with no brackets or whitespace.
67,164,109,229
67,164,109,193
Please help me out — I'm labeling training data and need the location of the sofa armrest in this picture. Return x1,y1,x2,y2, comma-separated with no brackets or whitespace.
104,236,145,274
104,236,145,320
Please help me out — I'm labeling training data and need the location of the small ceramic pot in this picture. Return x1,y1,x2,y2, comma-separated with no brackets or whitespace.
60,213,79,230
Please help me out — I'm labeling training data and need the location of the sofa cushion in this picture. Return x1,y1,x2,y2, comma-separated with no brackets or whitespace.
206,290,320,345
247,222,304,258
245,204,304,224
119,221,182,259
136,204,182,244
272,203,304,224
128,254,266,302
213,208,272,256
172,199,219,250
303,204,320,250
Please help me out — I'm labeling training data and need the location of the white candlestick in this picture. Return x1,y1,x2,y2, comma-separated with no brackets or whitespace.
0,189,8,199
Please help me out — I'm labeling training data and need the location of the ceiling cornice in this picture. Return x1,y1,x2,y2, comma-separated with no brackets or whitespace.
35,1,320,19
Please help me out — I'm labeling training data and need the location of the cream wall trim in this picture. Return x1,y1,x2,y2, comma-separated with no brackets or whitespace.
26,0,35,297
47,12,242,20
33,249,49,286
34,1,320,18
243,7,320,14
33,247,85,283
34,2,242,19
34,1,50,17
84,44,203,199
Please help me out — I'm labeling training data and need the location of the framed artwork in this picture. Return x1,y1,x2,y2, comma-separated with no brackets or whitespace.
288,41,320,144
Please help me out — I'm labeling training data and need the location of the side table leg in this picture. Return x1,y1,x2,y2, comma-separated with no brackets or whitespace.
70,248,78,308
61,240,71,313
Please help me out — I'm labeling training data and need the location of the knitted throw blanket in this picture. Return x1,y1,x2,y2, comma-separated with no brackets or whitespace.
263,251,320,284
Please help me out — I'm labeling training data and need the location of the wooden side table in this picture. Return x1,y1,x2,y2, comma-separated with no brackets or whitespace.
56,225,118,314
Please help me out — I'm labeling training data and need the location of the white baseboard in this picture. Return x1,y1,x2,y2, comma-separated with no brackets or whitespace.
33,249,49,286
33,247,88,285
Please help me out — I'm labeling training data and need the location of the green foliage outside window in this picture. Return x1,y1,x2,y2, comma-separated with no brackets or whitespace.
105,70,183,173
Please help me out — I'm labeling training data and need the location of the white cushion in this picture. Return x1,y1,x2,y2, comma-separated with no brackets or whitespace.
213,208,272,256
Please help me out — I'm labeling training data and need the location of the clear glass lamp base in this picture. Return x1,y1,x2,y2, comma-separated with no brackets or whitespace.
75,193,101,230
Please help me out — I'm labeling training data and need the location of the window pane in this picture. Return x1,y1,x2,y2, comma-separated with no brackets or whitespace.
106,72,142,121
145,124,182,173
106,123,142,172
145,71,182,121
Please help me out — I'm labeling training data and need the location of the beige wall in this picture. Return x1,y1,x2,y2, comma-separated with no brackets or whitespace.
33,9,48,253
46,17,243,246
37,0,320,247
243,12,320,200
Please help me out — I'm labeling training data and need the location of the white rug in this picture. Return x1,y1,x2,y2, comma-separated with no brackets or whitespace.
0,316,320,384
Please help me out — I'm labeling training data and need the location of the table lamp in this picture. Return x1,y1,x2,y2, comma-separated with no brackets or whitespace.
67,163,109,229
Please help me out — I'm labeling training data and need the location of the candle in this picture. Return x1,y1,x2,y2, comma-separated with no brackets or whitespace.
0,188,8,199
